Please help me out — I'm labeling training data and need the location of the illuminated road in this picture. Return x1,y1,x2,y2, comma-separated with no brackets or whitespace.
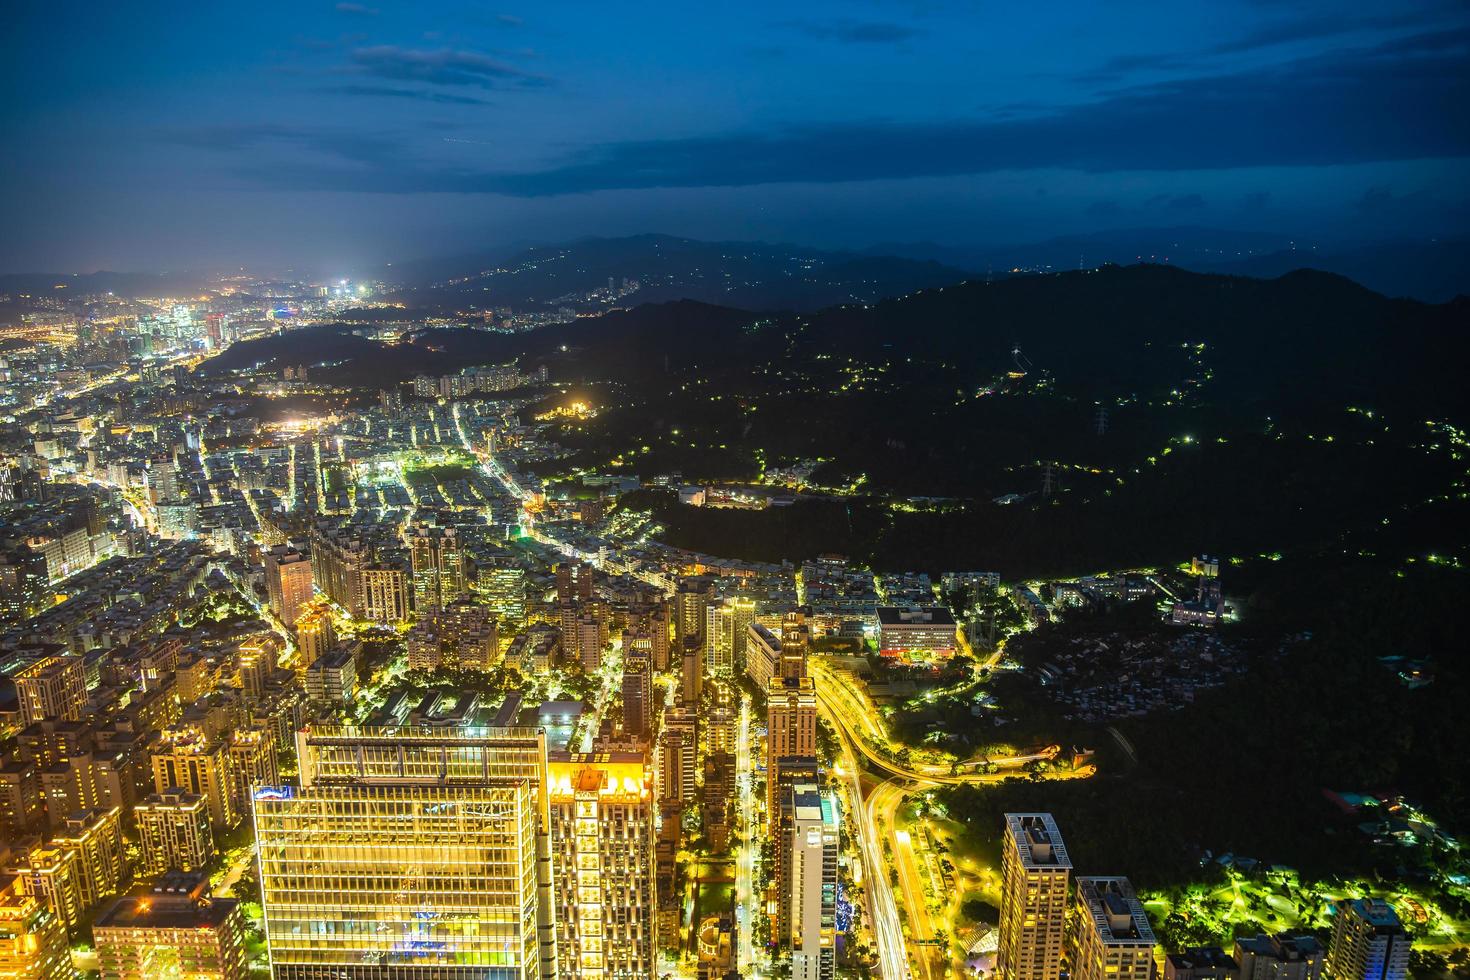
809,660,1059,784
734,692,761,976
831,720,909,980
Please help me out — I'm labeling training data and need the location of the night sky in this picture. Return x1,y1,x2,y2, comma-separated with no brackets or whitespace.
2,0,1467,273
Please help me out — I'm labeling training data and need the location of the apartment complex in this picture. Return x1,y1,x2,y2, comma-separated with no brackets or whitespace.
998,813,1072,980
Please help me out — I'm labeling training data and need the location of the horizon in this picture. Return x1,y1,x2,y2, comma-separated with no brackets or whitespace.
3,0,1467,272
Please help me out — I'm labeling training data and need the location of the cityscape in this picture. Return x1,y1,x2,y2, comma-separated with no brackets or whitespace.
1,5,1468,980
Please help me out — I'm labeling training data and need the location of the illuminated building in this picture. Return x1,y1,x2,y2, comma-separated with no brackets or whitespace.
406,602,499,671
745,623,781,689
876,607,957,661
680,636,702,706
1234,935,1325,980
547,753,656,980
772,758,821,947
5,844,84,931
0,874,71,980
704,597,755,677
555,562,594,606
1068,877,1157,980
409,525,465,614
304,644,358,707
575,614,606,672
50,808,124,910
657,709,697,805
93,877,247,980
360,562,410,622
235,637,278,699
293,605,334,672
1325,899,1410,980
0,762,44,838
226,727,278,814
674,577,712,652
476,565,527,622
998,813,1072,980
134,789,215,875
263,546,313,627
255,725,558,980
151,730,238,829
621,644,653,739
14,656,86,725
785,784,838,980
766,677,817,833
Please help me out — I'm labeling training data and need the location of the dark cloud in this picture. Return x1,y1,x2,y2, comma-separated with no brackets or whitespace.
350,45,548,89
779,19,920,44
1087,200,1121,218
334,2,378,15
161,123,405,169
192,27,1470,198
322,84,493,106
1163,193,1205,211
1242,191,1272,210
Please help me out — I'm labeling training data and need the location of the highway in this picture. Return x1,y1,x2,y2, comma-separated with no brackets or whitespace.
830,717,910,980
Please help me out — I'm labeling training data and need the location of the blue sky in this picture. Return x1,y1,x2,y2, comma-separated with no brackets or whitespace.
2,0,1467,272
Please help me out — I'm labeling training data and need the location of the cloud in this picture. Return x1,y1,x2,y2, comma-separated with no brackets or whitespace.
1242,191,1272,210
350,45,548,89
495,13,523,27
1162,193,1205,211
334,2,378,15
189,27,1470,199
323,84,493,106
779,19,920,44
161,123,405,169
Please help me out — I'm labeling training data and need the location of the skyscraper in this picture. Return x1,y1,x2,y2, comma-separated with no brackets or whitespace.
1325,899,1410,980
1069,877,1157,980
263,545,313,627
547,753,657,980
786,784,838,980
255,725,558,980
409,525,465,614
674,577,712,651
766,676,817,833
999,813,1072,980
622,642,653,739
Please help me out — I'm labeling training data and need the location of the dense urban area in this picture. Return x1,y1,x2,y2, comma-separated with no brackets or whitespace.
0,253,1465,980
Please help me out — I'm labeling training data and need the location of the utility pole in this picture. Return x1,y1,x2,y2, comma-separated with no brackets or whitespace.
1042,463,1056,498
1094,406,1109,436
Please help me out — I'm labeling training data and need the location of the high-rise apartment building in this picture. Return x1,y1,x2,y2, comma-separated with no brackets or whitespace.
293,604,334,672
0,873,71,980
622,644,653,739
1069,877,1157,980
704,597,755,677
406,601,499,671
151,729,237,829
263,546,313,627
766,676,817,832
657,709,698,805
14,655,86,724
998,813,1072,980
255,725,558,980
360,562,410,622
786,784,838,980
135,789,215,875
1325,899,1410,980
674,577,712,651
681,636,703,706
409,525,465,614
547,753,656,980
